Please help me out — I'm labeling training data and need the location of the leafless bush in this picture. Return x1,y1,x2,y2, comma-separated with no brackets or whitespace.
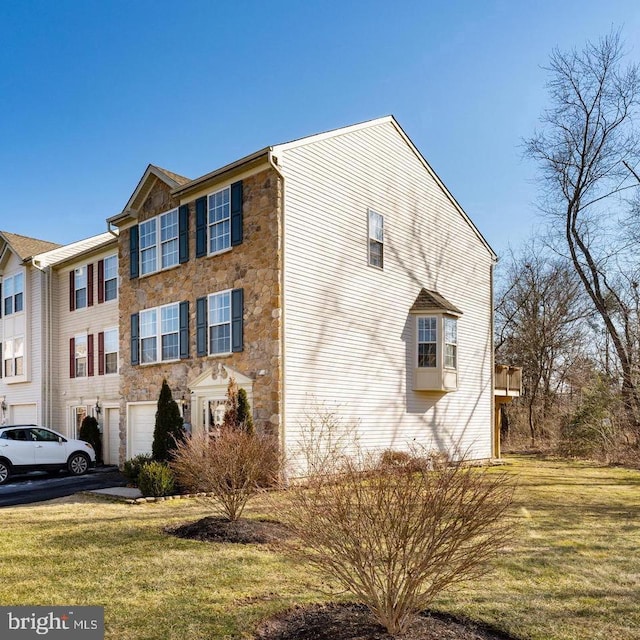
279,456,514,636
292,399,360,476
170,430,280,522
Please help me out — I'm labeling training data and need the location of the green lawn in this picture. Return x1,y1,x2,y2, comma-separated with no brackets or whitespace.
0,456,638,640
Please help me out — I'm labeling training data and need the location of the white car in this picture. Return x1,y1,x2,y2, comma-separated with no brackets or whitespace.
0,425,96,484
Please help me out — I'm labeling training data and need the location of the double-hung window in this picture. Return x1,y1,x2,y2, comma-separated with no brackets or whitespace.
368,209,384,268
3,337,24,377
103,255,118,301
444,318,457,369
208,187,231,254
139,209,179,275
3,272,24,316
139,303,180,364
75,335,87,377
74,268,87,309
417,317,437,368
103,328,118,374
208,291,231,354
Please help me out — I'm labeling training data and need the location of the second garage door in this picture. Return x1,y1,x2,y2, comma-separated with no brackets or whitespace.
127,403,156,458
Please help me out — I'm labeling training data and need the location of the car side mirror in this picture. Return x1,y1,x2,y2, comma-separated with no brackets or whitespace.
58,436,64,443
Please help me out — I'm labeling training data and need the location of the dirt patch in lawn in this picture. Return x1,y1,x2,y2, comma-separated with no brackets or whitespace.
254,603,519,640
165,516,290,544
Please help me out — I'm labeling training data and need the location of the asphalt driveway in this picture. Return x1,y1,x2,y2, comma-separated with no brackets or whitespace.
0,467,128,507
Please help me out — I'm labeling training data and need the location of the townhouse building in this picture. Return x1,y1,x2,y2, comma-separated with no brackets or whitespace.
1,116,499,469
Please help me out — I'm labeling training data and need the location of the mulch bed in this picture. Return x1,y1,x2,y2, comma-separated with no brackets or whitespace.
254,603,519,640
165,516,290,544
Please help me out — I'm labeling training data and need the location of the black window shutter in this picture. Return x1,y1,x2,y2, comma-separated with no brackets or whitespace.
0,343,3,377
130,226,139,279
231,288,244,352
230,180,243,246
178,204,189,263
196,297,207,356
179,301,190,359
0,282,3,318
195,197,207,258
131,313,140,365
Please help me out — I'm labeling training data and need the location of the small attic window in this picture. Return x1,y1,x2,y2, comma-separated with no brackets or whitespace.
368,209,384,268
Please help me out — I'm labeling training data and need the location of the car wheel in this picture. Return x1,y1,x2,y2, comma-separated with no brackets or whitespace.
68,453,90,476
0,460,11,484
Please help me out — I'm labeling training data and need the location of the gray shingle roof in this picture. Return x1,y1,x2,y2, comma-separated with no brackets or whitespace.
409,288,463,315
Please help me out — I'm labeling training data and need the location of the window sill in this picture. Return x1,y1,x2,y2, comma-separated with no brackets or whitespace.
138,262,182,280
137,358,182,367
206,247,233,259
3,375,28,385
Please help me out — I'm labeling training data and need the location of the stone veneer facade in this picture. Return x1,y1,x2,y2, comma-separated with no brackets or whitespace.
117,167,282,462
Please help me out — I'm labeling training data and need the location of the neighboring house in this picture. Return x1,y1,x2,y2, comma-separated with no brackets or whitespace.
32,233,121,464
0,116,499,469
108,116,498,466
0,232,61,426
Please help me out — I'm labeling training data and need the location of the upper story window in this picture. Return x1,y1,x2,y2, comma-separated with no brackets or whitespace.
74,268,87,309
417,317,437,368
208,187,231,254
444,317,457,369
103,255,118,302
196,288,244,356
74,335,87,377
103,328,118,374
3,336,24,377
139,303,180,364
208,290,231,354
3,272,24,316
368,209,384,268
139,209,179,276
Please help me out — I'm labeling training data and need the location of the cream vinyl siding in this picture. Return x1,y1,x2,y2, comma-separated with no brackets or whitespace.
0,257,44,422
51,249,119,436
279,121,494,462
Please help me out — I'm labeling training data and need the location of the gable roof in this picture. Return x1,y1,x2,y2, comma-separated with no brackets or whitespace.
409,288,463,316
0,231,61,261
108,117,496,261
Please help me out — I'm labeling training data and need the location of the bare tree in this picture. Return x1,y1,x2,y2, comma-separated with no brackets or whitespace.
496,246,588,445
526,31,640,436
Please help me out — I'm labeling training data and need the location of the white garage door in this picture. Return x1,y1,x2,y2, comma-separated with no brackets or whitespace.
127,403,156,458
11,403,37,425
104,408,121,466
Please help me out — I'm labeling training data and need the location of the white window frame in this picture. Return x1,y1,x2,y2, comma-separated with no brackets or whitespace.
208,290,232,355
103,255,118,302
74,267,87,309
207,186,231,255
75,334,88,378
139,209,179,276
444,317,458,370
417,316,437,368
3,336,24,377
139,302,180,364
3,271,25,316
103,328,118,375
368,209,384,269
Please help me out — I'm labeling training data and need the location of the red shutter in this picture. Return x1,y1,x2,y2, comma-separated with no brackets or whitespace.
87,264,94,307
69,272,75,312
70,338,76,378
97,260,105,304
98,332,105,375
88,334,94,377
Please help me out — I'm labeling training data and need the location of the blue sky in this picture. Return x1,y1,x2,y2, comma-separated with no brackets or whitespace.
0,0,638,258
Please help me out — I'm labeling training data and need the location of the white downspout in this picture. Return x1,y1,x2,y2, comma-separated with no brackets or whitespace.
267,149,287,470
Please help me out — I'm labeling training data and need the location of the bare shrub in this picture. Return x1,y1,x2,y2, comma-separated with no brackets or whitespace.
170,430,280,521
292,399,360,476
279,457,514,636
